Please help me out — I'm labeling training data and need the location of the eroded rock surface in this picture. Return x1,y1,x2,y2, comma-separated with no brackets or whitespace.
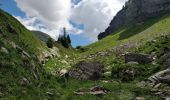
68,61,104,80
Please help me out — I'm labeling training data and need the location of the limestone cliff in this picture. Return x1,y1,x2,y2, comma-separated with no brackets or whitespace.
98,0,170,40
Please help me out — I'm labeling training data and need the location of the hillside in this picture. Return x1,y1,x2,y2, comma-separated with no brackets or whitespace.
32,31,53,42
0,10,48,55
86,13,170,55
0,9,60,99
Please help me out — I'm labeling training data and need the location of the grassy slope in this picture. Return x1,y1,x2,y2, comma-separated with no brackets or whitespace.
0,9,47,55
31,30,52,43
85,13,170,55
0,9,49,99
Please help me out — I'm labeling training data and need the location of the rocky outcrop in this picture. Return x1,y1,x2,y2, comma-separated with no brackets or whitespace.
125,53,153,64
74,85,110,96
38,47,60,64
148,68,170,84
98,0,170,40
160,52,170,68
68,61,104,80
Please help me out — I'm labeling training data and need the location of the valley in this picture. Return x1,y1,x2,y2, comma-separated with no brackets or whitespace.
1,0,170,99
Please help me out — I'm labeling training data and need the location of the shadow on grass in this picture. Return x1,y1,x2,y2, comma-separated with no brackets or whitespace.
118,14,169,40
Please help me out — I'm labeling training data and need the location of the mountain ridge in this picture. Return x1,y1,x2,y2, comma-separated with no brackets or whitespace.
98,0,170,40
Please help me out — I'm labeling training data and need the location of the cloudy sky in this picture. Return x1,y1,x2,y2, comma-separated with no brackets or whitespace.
0,0,127,47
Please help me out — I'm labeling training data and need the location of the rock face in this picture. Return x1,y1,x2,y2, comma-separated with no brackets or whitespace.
98,0,170,40
125,53,153,64
148,68,170,84
38,47,60,64
68,61,104,80
160,52,170,68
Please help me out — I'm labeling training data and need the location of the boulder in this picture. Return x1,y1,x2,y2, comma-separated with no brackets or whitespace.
125,53,153,64
112,67,137,81
7,24,16,33
0,47,8,54
68,61,104,80
148,68,170,84
160,52,170,68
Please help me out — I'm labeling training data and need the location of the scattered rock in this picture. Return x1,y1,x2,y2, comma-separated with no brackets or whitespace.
68,61,104,80
38,47,60,64
135,97,145,100
0,47,8,54
160,52,170,68
59,69,68,76
154,83,162,89
20,77,29,86
112,67,137,81
74,85,110,96
148,69,170,84
46,91,54,96
7,24,16,33
125,53,153,64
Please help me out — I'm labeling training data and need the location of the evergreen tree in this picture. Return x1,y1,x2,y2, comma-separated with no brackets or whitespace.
57,27,72,48
46,37,54,48
67,35,71,44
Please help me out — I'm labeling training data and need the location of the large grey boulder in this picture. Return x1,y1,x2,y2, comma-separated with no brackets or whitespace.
125,53,153,64
68,61,104,80
98,0,170,39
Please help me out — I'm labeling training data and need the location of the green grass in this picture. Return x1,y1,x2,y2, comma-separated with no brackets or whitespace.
0,9,47,55
84,13,170,55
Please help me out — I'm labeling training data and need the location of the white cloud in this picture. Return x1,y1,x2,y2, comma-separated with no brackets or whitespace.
15,0,127,41
71,0,127,41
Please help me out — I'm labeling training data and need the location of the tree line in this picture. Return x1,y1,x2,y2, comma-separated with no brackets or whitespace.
46,27,71,48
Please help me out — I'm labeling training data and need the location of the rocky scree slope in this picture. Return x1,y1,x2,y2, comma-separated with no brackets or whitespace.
98,0,170,40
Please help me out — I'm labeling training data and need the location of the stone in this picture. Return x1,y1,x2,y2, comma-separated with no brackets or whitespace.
125,53,153,64
160,52,170,68
59,69,68,76
135,97,145,100
154,83,162,88
68,61,104,80
0,47,8,54
112,67,137,81
74,85,109,96
7,24,16,33
20,77,29,86
98,0,170,40
148,69,170,84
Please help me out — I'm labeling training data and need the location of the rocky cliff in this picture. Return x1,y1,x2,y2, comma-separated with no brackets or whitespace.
98,0,170,40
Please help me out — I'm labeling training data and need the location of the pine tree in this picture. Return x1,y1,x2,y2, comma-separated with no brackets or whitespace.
46,37,54,48
67,35,71,44
57,27,72,48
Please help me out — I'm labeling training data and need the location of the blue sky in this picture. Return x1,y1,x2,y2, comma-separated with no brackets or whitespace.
0,0,126,47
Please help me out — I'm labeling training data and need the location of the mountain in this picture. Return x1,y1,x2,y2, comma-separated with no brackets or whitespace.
98,0,170,40
32,30,53,42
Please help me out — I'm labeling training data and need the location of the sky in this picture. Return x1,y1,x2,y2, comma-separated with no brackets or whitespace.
0,0,127,47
